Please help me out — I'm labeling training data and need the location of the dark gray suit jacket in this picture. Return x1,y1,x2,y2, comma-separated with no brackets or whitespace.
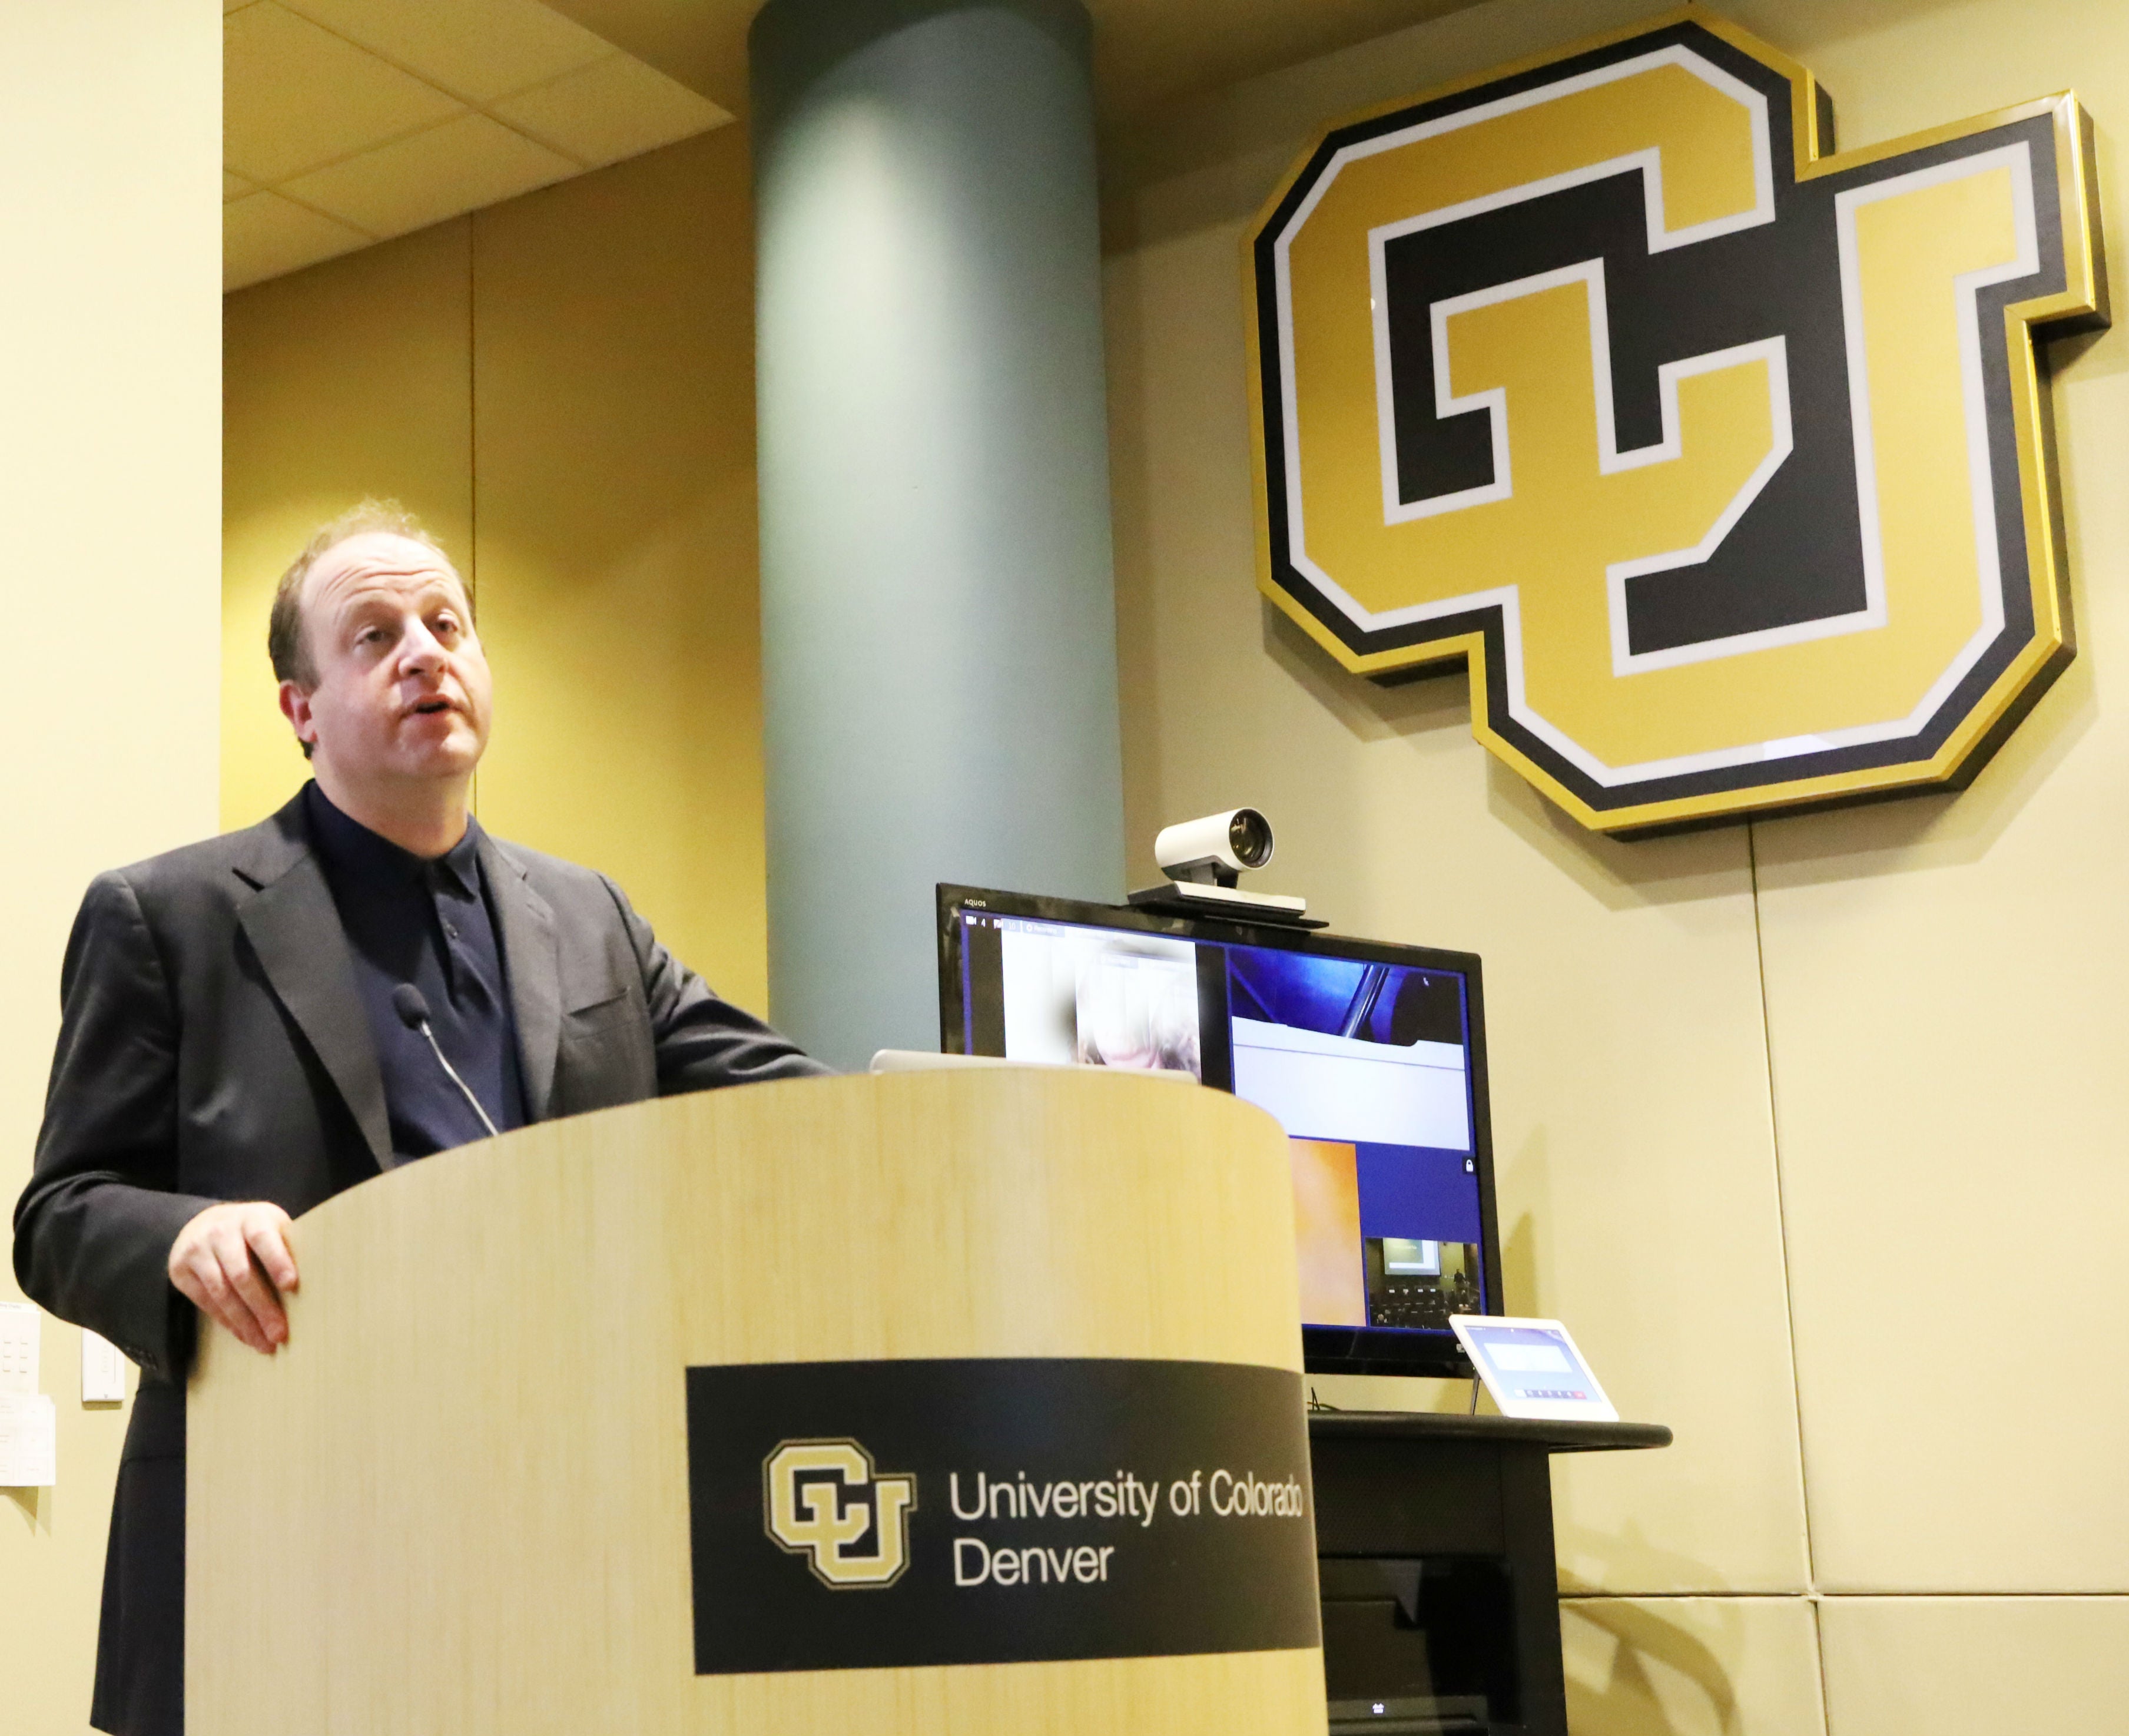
11,789,827,1734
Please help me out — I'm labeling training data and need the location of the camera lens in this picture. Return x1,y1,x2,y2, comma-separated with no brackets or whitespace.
1228,809,1274,869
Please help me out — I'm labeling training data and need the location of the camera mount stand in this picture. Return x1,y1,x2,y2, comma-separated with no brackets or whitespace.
1127,882,1326,929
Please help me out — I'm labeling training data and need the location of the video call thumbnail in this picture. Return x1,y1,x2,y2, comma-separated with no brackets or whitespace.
1289,1139,1481,1329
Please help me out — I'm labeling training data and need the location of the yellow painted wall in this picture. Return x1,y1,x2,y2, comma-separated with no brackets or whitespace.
0,6,223,1733
223,221,475,833
469,132,769,1003
1102,0,2129,1731
221,125,770,1013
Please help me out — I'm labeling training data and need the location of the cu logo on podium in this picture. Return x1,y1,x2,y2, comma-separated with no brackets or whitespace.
764,1438,918,1588
1249,8,2107,832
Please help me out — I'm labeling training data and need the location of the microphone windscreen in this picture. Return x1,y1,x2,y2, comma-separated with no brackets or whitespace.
391,983,432,1030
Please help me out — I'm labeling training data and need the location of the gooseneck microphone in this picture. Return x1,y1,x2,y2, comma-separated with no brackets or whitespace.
391,983,500,1139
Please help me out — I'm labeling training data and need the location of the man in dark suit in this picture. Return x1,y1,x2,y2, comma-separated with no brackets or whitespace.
12,503,828,1736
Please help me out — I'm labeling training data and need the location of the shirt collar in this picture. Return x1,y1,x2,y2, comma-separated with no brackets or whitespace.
303,781,483,899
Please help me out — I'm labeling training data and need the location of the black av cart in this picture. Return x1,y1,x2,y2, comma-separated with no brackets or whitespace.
1309,1412,1673,1735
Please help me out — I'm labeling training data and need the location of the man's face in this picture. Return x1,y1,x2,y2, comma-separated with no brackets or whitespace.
280,532,493,790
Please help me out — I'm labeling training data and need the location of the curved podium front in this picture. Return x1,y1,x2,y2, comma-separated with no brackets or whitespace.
188,1068,1328,1735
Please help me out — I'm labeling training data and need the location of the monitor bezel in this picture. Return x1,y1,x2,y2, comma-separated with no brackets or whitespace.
936,883,1503,1379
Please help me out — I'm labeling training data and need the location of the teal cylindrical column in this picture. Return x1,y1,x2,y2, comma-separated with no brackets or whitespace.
752,0,1124,1069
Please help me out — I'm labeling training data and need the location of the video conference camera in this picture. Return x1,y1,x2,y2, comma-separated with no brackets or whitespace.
1155,809,1275,888
1132,809,1316,926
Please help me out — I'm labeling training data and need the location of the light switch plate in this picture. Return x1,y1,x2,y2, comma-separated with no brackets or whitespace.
81,1330,127,1404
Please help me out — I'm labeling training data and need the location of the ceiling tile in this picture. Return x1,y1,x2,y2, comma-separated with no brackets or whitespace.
491,52,731,170
225,170,257,203
224,190,371,292
284,112,578,237
225,2,463,184
279,0,615,106
538,1,751,113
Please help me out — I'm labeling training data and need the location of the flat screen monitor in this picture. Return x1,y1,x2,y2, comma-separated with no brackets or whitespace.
936,884,1503,1378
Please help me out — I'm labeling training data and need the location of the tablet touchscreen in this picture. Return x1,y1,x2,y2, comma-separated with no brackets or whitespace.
1450,1316,1618,1422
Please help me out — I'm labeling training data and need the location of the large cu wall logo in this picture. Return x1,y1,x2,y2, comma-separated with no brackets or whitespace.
1249,9,2107,831
764,1438,917,1588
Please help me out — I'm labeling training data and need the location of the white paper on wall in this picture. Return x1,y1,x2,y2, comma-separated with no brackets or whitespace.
81,1330,128,1404
0,1393,56,1487
0,1302,39,1396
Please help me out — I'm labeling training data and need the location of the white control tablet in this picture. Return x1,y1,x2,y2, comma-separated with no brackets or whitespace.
1449,1316,1617,1423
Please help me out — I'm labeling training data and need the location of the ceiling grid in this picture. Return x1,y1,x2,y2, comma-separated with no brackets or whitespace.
224,0,1482,293
223,0,731,291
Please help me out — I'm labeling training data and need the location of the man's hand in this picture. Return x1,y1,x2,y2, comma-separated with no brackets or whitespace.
168,1202,299,1354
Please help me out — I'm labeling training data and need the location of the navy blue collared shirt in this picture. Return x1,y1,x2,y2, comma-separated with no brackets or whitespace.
303,783,528,1162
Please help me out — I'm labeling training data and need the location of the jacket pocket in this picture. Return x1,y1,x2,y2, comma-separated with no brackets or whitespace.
555,990,656,1109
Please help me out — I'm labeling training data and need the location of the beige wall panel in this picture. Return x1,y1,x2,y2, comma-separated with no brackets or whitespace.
1103,203,1806,1592
1562,1595,1825,1736
470,128,771,1014
1723,0,2121,157
0,5,221,1731
222,222,474,830
1744,0,2129,1592
1819,1596,2129,1734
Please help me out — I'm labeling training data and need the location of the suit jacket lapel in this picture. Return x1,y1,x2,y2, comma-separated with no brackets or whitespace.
480,834,561,1121
233,806,393,1168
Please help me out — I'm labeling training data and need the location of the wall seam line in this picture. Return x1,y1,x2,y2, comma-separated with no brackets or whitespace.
1556,1589,2129,1601
466,212,479,820
1747,820,1833,1734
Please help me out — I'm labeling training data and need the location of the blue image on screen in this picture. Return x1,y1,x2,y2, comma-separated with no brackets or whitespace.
1226,949,1465,1048
1354,1143,1483,1245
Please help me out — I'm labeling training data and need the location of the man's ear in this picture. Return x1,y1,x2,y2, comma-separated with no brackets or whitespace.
278,681,318,755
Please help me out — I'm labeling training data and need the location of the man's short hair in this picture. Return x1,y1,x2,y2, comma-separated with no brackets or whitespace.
267,499,460,690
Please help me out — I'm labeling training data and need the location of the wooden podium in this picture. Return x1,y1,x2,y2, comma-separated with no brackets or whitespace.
187,1068,1329,1735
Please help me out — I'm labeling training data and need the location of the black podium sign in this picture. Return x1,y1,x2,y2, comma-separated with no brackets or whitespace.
685,1357,1321,1674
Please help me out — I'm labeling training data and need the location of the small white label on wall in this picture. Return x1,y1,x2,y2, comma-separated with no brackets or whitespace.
0,1302,38,1396
81,1330,127,1404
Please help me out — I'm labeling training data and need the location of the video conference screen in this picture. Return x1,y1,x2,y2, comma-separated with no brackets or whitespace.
939,887,1500,1375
